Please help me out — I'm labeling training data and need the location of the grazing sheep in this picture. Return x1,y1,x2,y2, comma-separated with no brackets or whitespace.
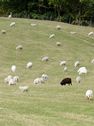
64,66,67,72
70,32,76,35
31,23,37,26
16,45,23,50
56,25,61,30
41,74,48,81
56,42,61,46
85,90,93,100
4,75,12,84
1,30,6,34
11,65,16,72
76,76,81,83
41,56,49,62
49,34,55,39
60,77,72,86
19,86,29,92
26,62,33,69
74,61,80,67
10,22,15,27
33,77,45,84
78,67,87,75
88,32,94,36
8,78,16,85
60,61,66,66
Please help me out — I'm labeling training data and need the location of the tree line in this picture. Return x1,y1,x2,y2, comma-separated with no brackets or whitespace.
0,0,94,26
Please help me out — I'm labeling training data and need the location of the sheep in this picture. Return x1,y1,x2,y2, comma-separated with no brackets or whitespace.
56,42,61,46
4,75,12,84
31,23,37,26
74,61,80,68
56,25,61,30
33,77,45,84
16,45,23,50
49,34,55,39
78,67,87,75
60,77,72,86
13,76,19,83
63,66,67,72
19,86,29,92
41,56,49,62
10,22,15,27
8,12,12,19
85,90,93,100
8,78,16,85
70,32,76,35
26,62,33,69
41,74,48,81
88,32,94,36
76,76,81,83
60,61,66,66
11,65,16,72
1,30,6,34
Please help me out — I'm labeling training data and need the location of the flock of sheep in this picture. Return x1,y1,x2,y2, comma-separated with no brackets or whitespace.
1,15,94,100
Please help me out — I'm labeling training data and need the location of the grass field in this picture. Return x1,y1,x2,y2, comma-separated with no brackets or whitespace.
0,17,94,126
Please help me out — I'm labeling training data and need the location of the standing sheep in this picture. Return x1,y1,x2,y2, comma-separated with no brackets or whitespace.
85,90,93,100
60,77,72,86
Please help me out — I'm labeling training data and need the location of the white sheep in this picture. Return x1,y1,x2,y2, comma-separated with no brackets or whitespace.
19,86,29,92
16,45,23,50
88,32,94,36
49,34,55,39
56,42,61,46
78,67,87,75
60,61,66,66
11,65,16,72
4,75,12,84
13,76,19,83
26,62,33,69
10,22,15,27
56,25,61,30
8,78,16,85
85,90,93,100
31,23,37,26
76,76,81,83
8,12,12,19
41,74,48,81
70,31,77,35
41,56,49,62
63,66,67,71
33,77,45,84
1,30,6,34
74,61,80,67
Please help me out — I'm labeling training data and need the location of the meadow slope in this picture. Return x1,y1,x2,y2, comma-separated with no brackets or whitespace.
0,17,94,126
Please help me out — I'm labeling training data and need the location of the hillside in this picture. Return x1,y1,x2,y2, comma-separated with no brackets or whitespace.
0,17,94,126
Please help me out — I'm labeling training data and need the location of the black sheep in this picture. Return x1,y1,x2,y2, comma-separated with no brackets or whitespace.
60,77,72,86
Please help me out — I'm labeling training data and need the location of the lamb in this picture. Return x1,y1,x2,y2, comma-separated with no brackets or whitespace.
76,76,81,83
19,86,29,92
1,30,6,34
13,76,19,83
60,77,72,86
78,67,87,75
56,25,61,30
41,74,48,81
4,75,12,84
33,77,45,84
49,34,55,39
26,62,33,69
74,61,80,67
85,90,93,100
10,22,15,27
8,78,16,85
56,42,61,46
41,56,49,62
16,45,23,50
11,65,16,72
60,61,66,66
88,32,94,36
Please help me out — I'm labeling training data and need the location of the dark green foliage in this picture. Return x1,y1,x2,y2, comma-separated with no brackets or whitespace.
0,0,94,26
